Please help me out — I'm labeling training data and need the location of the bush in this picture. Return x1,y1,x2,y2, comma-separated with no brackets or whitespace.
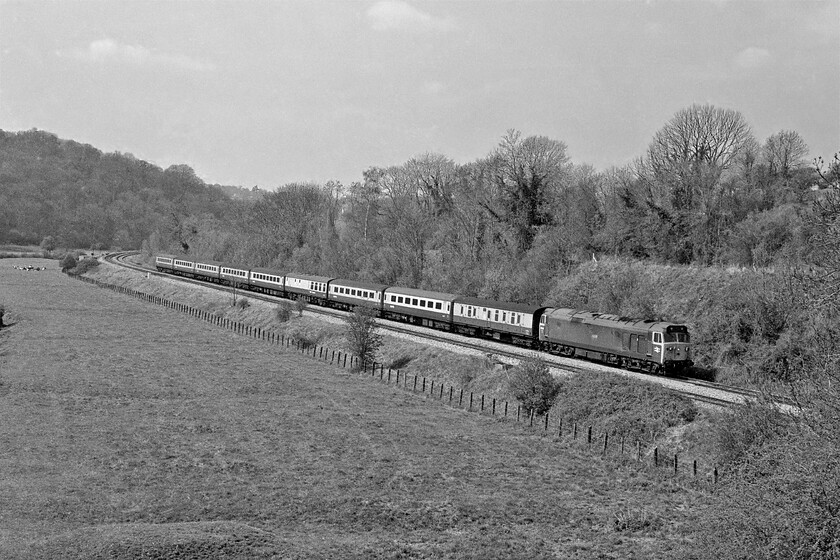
235,297,250,310
508,358,560,416
551,371,697,443
0,304,5,327
73,258,100,274
59,254,78,272
294,298,307,317
345,306,382,370
713,399,793,467
275,301,293,323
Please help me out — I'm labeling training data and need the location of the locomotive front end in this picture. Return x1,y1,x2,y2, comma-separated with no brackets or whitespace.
662,325,692,372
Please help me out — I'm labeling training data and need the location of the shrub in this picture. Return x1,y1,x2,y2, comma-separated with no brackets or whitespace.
508,358,560,416
235,297,250,310
713,399,793,467
345,306,382,370
59,254,78,272
73,258,100,274
0,304,5,328
275,301,293,323
294,298,307,317
551,371,697,443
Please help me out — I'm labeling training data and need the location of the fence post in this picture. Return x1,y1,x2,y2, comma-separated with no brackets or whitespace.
517,404,521,422
713,465,718,485
422,377,426,393
529,411,534,427
469,392,473,410
431,380,434,394
449,386,453,403
492,398,496,416
413,376,417,391
637,441,641,461
674,454,678,475
459,389,463,406
544,412,549,431
396,370,400,384
603,433,608,454
587,426,592,446
505,401,508,417
654,447,659,467
480,394,484,412
621,436,625,455
558,419,562,438
388,369,391,383
693,460,697,479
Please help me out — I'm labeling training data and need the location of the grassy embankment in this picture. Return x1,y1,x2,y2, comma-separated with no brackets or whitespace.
0,257,712,558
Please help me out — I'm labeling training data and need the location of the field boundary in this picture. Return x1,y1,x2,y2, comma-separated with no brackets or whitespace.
67,271,722,489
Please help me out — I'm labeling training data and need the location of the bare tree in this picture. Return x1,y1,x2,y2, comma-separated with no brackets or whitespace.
641,104,756,263
487,130,570,254
763,130,809,178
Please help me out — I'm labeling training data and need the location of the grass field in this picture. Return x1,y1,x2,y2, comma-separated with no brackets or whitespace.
0,258,709,558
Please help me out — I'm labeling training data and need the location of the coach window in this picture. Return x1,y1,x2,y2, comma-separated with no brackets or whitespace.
436,302,442,310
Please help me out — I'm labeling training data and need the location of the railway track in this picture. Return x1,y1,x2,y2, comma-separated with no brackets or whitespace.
103,251,789,411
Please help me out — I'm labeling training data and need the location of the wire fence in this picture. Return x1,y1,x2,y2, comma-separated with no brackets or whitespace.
68,272,721,488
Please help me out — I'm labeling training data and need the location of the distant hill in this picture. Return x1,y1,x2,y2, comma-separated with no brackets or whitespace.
0,129,238,249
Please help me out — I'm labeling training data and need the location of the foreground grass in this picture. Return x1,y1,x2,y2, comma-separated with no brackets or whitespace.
0,258,708,558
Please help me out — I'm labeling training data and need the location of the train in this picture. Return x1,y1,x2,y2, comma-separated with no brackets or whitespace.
154,255,692,375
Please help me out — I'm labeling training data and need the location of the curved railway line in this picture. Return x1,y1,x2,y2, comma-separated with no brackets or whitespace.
104,251,795,411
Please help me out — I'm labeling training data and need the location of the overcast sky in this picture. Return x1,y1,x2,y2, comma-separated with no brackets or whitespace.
1,0,838,188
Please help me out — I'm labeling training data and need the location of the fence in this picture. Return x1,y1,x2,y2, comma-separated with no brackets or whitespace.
67,272,720,487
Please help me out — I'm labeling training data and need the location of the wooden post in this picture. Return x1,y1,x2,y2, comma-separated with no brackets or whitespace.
439,384,444,399
654,447,659,467
693,460,697,479
343,354,347,368
637,441,641,461
603,433,609,454
449,386,453,403
459,388,463,406
396,370,400,384
587,426,592,446
529,411,534,427
621,437,625,455
504,402,508,417
544,412,549,431
480,394,484,411
674,454,678,475
517,405,521,422
558,419,562,438
413,376,418,391
713,465,718,484
573,422,577,440
469,392,473,410
388,369,391,383
431,380,435,394
492,398,496,415
422,377,426,393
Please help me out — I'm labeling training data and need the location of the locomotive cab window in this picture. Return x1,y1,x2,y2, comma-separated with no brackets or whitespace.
653,332,662,344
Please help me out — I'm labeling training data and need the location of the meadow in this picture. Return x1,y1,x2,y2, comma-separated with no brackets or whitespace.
0,258,709,558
